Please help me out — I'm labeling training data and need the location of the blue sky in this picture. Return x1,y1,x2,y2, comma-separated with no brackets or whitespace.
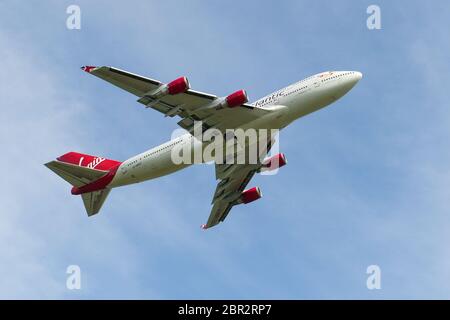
1,0,450,299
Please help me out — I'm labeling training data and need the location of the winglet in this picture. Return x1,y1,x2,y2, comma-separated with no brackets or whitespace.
81,66,98,73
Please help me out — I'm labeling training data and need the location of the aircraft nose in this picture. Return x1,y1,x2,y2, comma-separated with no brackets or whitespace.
347,71,362,87
329,71,362,99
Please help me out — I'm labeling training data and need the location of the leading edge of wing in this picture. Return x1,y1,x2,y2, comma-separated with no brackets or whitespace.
82,65,254,108
108,66,218,100
82,65,218,100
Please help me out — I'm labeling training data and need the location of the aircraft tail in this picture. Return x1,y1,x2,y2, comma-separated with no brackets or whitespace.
45,152,122,216
80,189,111,216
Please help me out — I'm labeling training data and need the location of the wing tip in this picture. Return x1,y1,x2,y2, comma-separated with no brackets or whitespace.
43,161,52,168
81,65,98,73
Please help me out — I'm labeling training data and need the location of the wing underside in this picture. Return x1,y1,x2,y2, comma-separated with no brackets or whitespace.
206,168,258,228
204,136,275,229
84,66,269,134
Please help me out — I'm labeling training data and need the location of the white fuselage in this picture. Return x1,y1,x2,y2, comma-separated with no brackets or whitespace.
110,71,362,188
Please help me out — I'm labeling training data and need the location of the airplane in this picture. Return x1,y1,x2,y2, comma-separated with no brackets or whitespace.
45,66,362,229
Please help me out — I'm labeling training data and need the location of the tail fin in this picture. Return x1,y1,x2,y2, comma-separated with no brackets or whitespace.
56,151,121,171
81,189,111,216
45,152,122,216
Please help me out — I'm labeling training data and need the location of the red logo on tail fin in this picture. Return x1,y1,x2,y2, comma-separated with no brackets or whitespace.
57,152,121,171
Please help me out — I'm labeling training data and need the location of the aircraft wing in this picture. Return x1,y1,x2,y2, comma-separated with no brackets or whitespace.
82,66,269,133
205,165,259,229
203,137,275,229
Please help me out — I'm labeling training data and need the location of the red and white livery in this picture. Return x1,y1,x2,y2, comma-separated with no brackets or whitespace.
46,67,362,229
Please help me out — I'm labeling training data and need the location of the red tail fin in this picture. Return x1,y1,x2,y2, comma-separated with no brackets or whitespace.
57,152,121,171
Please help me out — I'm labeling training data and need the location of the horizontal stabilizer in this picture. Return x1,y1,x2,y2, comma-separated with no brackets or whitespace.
45,161,107,187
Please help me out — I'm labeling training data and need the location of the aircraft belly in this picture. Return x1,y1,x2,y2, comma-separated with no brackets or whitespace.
110,152,189,187
142,151,189,179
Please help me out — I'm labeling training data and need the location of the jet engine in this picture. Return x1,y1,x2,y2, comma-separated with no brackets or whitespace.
223,89,248,108
152,76,190,98
259,153,287,172
238,187,262,204
200,89,249,110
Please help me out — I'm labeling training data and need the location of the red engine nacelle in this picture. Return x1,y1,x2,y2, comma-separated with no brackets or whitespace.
224,89,248,108
261,153,287,171
153,76,190,98
239,187,262,204
167,76,190,95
